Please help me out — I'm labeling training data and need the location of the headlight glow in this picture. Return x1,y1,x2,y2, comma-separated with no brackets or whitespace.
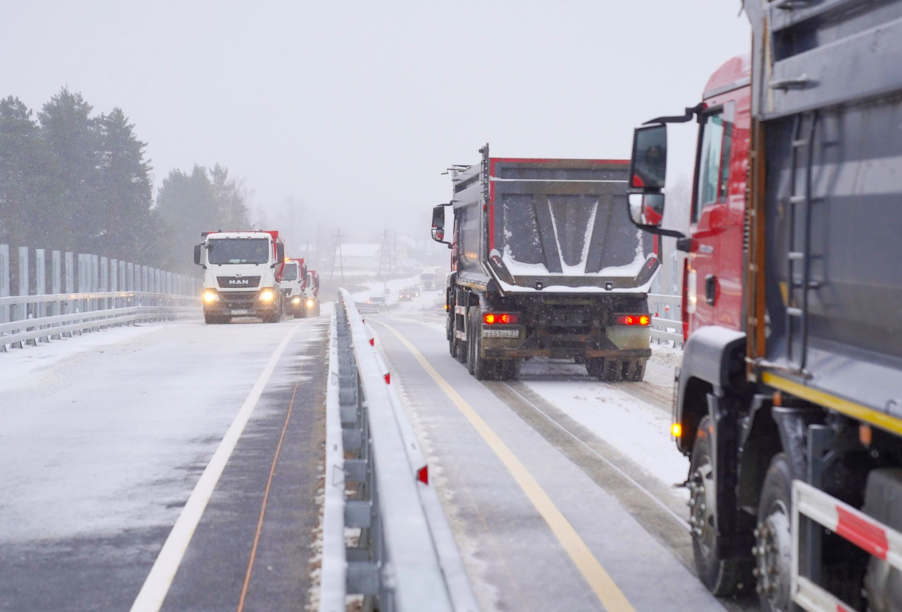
203,290,219,303
259,289,275,302
306,299,315,308
292,297,301,305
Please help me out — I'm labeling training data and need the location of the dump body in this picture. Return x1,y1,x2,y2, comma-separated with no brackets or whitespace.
438,147,659,381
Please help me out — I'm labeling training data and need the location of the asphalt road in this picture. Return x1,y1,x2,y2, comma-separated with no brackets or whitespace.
370,293,756,612
0,315,327,612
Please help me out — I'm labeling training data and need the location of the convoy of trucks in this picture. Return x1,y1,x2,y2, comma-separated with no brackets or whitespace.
430,147,658,381
187,5,902,608
626,2,902,610
194,230,286,324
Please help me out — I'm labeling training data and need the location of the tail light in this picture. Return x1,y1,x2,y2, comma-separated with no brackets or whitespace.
615,314,650,326
483,313,518,325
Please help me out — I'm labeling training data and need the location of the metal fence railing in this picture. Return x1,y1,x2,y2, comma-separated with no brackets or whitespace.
0,243,200,351
321,290,477,612
647,293,683,347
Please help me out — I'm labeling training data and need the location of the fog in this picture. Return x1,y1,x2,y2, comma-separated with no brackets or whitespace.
2,0,749,244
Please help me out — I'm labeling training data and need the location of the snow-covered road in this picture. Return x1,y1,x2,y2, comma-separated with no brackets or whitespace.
373,290,754,612
0,316,328,611
0,291,754,611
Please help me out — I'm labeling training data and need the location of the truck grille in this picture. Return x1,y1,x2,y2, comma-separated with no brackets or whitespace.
217,276,261,289
218,291,259,309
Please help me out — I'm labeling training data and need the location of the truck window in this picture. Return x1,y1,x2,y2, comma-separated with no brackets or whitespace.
693,107,734,222
208,238,270,265
282,263,298,281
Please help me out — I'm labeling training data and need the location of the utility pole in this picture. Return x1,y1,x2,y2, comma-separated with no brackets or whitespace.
329,229,345,283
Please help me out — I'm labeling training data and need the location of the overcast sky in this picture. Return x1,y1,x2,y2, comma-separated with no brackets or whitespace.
3,1,750,243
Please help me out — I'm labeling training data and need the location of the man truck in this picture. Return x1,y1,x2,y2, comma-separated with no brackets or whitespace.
431,146,659,381
194,230,286,324
627,2,902,610
282,257,308,318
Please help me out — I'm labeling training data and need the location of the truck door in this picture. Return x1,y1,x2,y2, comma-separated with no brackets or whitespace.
689,104,734,333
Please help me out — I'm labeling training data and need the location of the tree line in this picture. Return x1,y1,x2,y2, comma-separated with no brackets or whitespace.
0,87,253,275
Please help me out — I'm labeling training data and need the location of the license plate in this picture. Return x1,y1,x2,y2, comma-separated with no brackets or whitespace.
230,309,250,315
483,328,519,339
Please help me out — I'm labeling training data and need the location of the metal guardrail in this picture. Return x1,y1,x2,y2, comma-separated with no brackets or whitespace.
647,293,683,347
0,291,200,351
321,290,478,612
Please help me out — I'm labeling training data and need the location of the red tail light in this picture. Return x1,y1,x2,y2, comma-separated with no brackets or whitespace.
483,313,518,325
615,314,651,326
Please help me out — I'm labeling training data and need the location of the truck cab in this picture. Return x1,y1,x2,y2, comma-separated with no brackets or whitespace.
281,258,307,318
194,230,285,324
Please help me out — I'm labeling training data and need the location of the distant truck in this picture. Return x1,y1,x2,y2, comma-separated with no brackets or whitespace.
419,267,439,291
302,269,321,317
281,257,308,318
194,230,286,324
431,146,658,381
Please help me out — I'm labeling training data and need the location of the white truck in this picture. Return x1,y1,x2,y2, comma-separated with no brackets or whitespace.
419,267,439,291
282,257,308,318
194,230,286,324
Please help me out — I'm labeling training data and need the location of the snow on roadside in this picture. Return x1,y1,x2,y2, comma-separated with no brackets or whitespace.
0,323,172,391
522,355,689,498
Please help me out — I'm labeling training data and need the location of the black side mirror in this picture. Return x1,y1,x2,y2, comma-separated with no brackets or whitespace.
194,244,205,268
629,124,668,189
431,204,451,246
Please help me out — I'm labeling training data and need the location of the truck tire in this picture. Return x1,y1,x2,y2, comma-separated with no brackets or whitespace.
755,453,797,611
601,359,624,382
468,310,493,380
204,314,227,325
624,360,647,382
499,359,520,381
690,417,754,597
586,358,604,379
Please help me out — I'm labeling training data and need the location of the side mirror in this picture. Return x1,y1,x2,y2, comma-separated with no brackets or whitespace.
629,124,667,189
431,204,451,246
193,244,205,268
628,193,665,227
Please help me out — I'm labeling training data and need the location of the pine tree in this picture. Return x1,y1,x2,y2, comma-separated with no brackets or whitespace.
96,108,153,260
154,165,219,273
38,87,102,252
0,97,46,245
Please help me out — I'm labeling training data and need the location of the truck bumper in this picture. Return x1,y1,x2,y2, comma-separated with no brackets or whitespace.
480,326,651,360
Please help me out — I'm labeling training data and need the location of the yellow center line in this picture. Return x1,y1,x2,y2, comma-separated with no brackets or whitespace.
376,320,635,612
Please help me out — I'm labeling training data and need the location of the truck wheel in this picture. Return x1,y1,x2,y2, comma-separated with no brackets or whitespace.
690,417,754,597
468,311,493,380
755,453,797,611
624,360,647,382
499,359,520,381
586,358,604,379
601,359,624,382
204,314,216,325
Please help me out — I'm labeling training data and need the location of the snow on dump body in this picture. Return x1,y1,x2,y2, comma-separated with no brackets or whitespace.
480,158,658,291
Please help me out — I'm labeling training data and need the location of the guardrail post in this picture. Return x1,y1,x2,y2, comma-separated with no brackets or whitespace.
0,244,9,326
65,252,75,330
110,258,118,314
91,254,99,319
100,256,109,318
35,249,48,342
17,247,29,347
52,251,62,337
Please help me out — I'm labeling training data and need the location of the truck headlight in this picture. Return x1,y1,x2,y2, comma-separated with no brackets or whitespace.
306,299,315,308
259,289,275,302
292,297,301,305
203,289,219,303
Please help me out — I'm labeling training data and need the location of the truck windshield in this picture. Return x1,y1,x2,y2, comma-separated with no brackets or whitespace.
282,263,298,281
208,238,270,265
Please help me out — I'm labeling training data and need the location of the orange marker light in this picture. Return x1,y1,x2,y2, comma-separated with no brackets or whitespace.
639,315,650,326
671,423,682,437
484,313,496,324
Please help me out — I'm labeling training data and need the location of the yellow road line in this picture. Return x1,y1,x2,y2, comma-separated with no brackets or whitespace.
377,321,635,612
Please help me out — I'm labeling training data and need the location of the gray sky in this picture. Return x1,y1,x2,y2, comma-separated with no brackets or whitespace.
3,1,749,243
